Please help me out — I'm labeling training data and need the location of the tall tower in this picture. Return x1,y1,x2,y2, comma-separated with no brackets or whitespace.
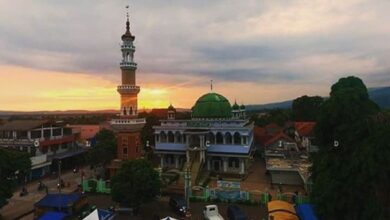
118,9,139,117
109,6,145,173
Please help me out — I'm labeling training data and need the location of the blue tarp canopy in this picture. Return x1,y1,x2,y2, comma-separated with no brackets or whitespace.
98,209,115,219
296,204,318,220
38,211,67,220
35,193,81,208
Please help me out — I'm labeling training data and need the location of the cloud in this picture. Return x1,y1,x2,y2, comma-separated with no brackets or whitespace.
0,0,389,110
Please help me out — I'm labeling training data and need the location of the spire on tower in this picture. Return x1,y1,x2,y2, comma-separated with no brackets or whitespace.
126,5,130,32
122,5,135,41
210,80,213,91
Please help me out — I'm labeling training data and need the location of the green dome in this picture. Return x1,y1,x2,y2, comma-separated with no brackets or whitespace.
240,104,246,109
192,92,232,118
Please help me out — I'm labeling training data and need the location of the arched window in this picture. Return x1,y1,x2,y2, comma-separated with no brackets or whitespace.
207,132,215,144
175,131,182,143
189,135,200,148
216,132,223,144
126,52,130,61
234,132,241,145
123,107,126,115
156,134,160,143
129,107,133,115
225,133,232,145
168,131,174,143
160,131,167,143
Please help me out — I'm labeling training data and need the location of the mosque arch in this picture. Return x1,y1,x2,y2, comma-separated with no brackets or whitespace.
225,132,232,145
160,131,167,143
175,131,182,143
207,132,215,144
168,131,175,143
234,132,241,145
216,132,224,144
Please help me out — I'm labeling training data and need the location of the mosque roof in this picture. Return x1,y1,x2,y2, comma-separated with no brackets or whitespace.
232,102,240,110
191,93,232,119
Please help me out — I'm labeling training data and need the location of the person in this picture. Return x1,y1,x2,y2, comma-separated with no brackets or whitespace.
292,191,298,204
38,181,45,191
20,187,28,197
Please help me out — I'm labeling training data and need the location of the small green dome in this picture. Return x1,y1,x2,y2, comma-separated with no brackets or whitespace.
192,93,232,118
168,104,175,111
232,102,240,110
240,104,246,110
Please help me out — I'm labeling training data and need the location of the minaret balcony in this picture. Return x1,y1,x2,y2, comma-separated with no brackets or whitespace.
117,85,140,94
120,61,137,69
121,44,136,50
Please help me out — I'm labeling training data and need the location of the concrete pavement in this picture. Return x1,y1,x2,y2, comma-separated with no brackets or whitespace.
0,167,93,220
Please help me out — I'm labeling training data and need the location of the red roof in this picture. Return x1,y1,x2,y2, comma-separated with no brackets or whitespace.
263,131,295,147
150,108,168,119
294,122,316,137
254,126,271,146
68,125,101,140
264,123,282,134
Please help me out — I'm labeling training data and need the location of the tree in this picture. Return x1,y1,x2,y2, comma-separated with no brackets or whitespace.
292,95,324,121
111,159,161,213
138,112,160,147
310,76,385,220
251,109,292,126
359,112,390,219
87,128,117,167
0,149,31,209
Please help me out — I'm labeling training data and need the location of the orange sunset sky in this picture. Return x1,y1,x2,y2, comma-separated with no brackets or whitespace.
0,0,389,111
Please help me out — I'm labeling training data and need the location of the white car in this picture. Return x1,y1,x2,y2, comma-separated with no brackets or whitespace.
203,205,224,220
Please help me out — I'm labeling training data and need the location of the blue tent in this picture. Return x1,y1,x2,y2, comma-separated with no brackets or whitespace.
38,211,67,220
35,193,82,209
296,204,318,220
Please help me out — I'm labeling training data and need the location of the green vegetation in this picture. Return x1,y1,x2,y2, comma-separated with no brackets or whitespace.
87,128,117,168
250,108,292,126
111,159,161,214
138,112,160,148
0,149,31,209
292,95,324,121
311,76,389,219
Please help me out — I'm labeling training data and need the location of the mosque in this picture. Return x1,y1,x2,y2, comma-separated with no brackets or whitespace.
154,91,255,178
108,7,254,180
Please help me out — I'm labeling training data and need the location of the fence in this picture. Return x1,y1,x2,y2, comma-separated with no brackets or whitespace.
82,179,111,194
190,188,310,206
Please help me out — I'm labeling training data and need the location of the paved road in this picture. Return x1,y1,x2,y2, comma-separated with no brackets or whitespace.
88,194,268,220
0,167,93,220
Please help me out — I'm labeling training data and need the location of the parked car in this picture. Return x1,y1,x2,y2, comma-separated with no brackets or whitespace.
227,205,248,220
203,204,224,220
169,196,187,216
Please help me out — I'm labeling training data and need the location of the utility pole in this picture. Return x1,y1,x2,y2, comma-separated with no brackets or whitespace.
184,162,191,218
57,160,62,211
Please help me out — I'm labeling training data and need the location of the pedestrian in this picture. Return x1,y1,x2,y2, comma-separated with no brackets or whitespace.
45,185,48,194
292,191,298,204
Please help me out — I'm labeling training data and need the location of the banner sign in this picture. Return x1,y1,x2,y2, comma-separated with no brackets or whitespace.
217,180,241,189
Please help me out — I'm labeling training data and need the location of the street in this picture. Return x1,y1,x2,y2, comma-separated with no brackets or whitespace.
87,194,268,220
0,167,92,220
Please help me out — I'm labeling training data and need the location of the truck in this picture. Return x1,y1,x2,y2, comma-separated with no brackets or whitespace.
203,205,224,220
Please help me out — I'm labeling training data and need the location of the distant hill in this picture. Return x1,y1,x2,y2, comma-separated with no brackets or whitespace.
368,87,390,109
0,87,388,116
246,86,390,111
0,108,191,117
246,100,293,111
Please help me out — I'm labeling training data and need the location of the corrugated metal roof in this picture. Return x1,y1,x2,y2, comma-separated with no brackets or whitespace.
0,120,49,131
